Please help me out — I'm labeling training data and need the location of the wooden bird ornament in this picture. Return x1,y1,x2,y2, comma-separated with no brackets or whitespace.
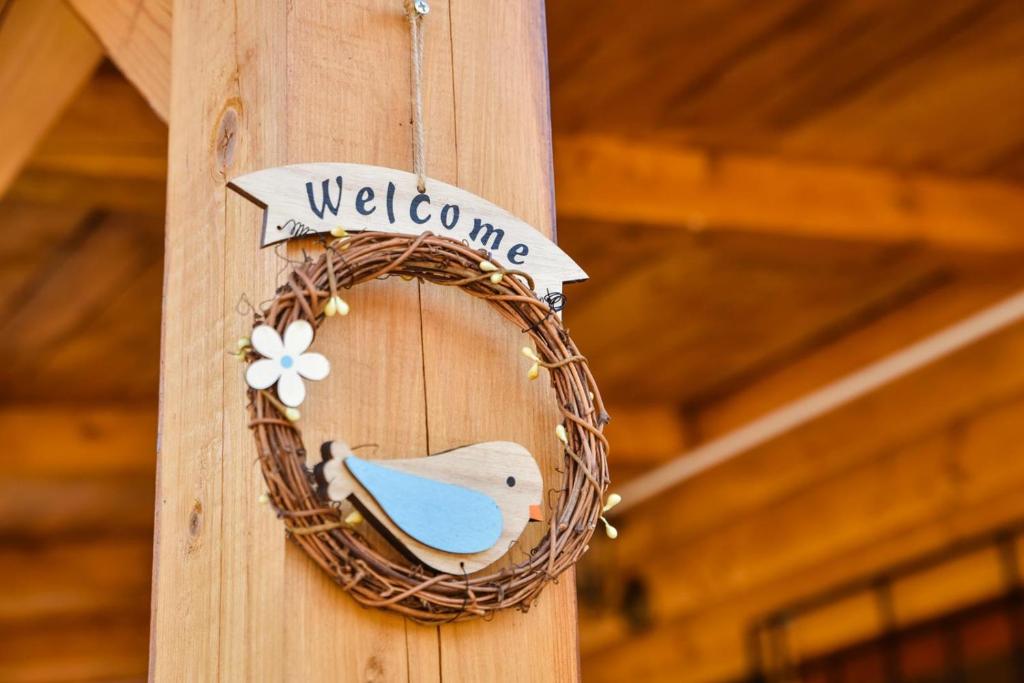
315,440,544,574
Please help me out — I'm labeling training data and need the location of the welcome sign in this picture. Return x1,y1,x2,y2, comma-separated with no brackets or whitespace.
228,163,587,296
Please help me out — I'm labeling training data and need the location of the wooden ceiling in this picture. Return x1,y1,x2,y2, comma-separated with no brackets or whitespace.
547,0,1024,179
562,224,1024,409
1,3,1020,411
2,0,1024,681
545,0,1024,484
0,57,160,680
9,62,1022,421
0,62,165,403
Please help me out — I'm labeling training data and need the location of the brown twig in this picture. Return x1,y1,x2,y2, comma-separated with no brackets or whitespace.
245,231,609,622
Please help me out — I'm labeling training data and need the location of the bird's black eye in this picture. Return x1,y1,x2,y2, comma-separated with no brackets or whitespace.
506,476,516,487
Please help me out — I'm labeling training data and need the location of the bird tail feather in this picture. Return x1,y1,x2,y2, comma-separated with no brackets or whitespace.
314,440,354,502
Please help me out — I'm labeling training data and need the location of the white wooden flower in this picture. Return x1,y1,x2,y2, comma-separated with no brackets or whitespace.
245,320,330,407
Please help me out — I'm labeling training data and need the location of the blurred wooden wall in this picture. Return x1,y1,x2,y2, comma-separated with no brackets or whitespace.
2,0,1024,681
0,43,164,683
545,1,1024,680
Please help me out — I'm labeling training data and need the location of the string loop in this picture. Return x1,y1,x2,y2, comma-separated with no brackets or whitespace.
405,1,429,192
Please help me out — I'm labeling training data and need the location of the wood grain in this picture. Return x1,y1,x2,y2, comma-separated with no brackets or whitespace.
556,134,1024,249
582,388,1024,682
0,612,149,683
55,0,1024,183
66,0,171,121
420,1,581,679
563,226,960,406
8,2,1024,681
0,0,102,197
600,405,695,465
0,211,163,401
152,1,574,681
27,63,167,181
0,403,155,682
609,322,1024,612
547,0,1024,180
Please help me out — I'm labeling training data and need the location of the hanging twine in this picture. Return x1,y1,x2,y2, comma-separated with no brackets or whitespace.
406,0,429,193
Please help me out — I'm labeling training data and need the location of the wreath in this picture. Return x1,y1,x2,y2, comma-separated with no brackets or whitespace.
239,230,611,621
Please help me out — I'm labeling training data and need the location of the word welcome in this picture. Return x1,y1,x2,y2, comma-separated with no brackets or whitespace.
229,163,588,296
302,176,530,265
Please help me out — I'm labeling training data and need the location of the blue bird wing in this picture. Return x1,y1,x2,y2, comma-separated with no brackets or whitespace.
344,456,503,554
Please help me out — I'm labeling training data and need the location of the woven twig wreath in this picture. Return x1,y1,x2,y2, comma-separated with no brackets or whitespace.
244,231,609,622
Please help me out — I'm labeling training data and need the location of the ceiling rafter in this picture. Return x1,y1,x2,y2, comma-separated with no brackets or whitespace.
0,0,103,199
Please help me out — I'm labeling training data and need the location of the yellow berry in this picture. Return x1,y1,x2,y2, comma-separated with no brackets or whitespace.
603,493,622,512
330,227,348,238
527,363,540,380
345,510,364,526
479,260,498,272
285,407,300,422
324,295,349,317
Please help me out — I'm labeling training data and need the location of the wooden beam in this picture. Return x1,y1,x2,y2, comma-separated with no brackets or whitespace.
0,405,155,477
579,313,1024,652
27,64,167,180
564,227,957,406
0,612,149,682
57,0,1024,253
54,3,1024,254
615,286,1024,511
0,212,163,402
0,474,153,539
583,489,1024,683
602,405,693,465
5,168,166,215
554,134,1024,250
582,389,1024,682
698,271,1024,437
613,319,1024,601
64,0,170,121
0,538,152,624
0,0,103,198
153,2,574,682
3,64,167,215
574,275,1024,680
0,404,155,681
611,274,1024,547
775,542,1009,664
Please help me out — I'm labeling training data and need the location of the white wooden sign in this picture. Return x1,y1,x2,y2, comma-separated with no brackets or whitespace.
228,163,587,296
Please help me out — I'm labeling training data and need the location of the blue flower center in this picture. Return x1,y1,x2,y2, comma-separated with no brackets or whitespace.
280,355,294,369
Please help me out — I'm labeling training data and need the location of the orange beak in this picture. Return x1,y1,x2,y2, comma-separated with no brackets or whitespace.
529,504,544,521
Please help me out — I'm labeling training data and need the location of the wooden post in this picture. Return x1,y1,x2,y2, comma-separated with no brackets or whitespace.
152,1,578,681
0,0,103,197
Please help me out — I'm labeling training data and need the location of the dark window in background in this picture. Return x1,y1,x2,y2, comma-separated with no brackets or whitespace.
791,595,1024,682
746,527,1024,683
